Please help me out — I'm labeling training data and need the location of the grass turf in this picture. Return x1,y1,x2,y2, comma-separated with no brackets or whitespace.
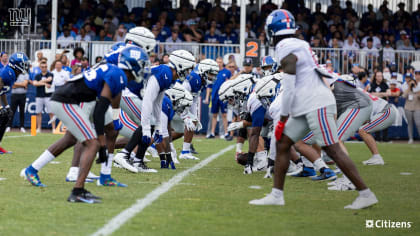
0,132,419,235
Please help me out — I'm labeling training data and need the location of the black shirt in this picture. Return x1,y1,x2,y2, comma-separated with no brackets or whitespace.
34,72,53,97
51,78,97,104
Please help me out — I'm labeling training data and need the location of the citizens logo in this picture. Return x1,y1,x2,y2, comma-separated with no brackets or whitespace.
366,220,412,229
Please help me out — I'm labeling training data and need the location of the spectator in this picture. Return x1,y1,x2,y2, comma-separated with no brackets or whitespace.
51,60,70,90
394,2,411,24
246,0,259,17
31,51,43,69
6,73,29,133
204,26,220,43
71,47,84,67
220,23,238,44
361,30,381,48
161,54,169,64
32,61,54,133
383,40,396,64
95,56,103,63
208,60,236,140
387,79,402,106
83,23,96,39
75,27,91,41
370,71,389,99
362,38,379,71
71,63,82,77
81,57,90,72
96,28,112,41
57,25,75,48
0,52,8,69
61,55,72,74
402,63,420,144
356,70,370,91
165,26,183,53
342,33,359,72
113,24,127,42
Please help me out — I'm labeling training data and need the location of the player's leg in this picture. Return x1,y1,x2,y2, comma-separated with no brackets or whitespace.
312,106,377,209
0,109,11,153
209,98,219,138
250,116,309,205
220,101,231,140
294,140,336,181
405,110,414,143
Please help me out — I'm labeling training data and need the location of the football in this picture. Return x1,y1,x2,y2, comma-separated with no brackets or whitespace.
236,152,248,166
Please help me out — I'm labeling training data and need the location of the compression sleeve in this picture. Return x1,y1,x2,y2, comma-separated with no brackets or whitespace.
141,75,160,132
160,111,169,138
93,96,111,136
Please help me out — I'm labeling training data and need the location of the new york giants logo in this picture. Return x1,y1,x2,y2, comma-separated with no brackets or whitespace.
8,8,31,26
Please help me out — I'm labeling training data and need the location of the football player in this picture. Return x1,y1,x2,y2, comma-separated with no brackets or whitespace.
0,52,30,154
250,9,377,209
23,46,149,203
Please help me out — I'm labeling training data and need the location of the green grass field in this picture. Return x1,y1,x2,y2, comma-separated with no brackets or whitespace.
0,132,419,236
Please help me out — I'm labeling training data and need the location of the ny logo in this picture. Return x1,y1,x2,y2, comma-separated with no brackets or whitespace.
9,8,31,26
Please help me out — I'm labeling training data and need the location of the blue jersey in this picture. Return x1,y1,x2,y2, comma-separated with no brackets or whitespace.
83,64,127,98
63,66,72,73
162,95,174,121
127,80,145,98
211,68,232,99
0,65,16,95
104,42,126,65
151,64,173,92
186,71,204,94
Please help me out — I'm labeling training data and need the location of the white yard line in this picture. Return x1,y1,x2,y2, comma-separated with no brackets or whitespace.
91,144,235,236
4,135,32,138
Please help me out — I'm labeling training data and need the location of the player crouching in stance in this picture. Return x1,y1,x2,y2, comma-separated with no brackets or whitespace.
23,46,149,203
0,52,30,154
113,50,196,172
250,9,377,209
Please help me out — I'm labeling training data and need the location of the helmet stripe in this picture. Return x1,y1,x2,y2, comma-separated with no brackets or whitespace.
280,10,290,29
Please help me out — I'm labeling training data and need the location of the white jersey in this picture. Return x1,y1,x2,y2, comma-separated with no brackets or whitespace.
269,90,283,123
246,92,271,120
275,38,335,117
360,89,388,119
122,88,137,97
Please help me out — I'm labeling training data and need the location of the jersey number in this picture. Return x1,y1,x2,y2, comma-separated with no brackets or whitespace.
246,42,258,57
84,64,109,81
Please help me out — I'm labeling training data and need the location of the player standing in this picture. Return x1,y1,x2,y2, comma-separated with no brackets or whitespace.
250,9,378,209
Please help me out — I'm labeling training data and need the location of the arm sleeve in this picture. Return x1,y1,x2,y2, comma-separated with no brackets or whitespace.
160,111,169,138
280,73,296,117
141,76,160,131
189,96,199,119
153,92,164,130
93,96,111,136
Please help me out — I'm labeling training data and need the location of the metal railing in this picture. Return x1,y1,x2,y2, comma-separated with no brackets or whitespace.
1,38,419,74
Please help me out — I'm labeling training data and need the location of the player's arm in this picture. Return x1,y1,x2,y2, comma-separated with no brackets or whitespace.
203,87,211,104
279,54,297,122
0,78,7,107
141,75,160,132
248,106,265,154
93,83,113,147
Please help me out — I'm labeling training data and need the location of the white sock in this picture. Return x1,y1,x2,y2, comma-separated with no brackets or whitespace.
236,143,243,153
101,153,113,175
170,142,175,151
359,188,373,198
301,157,314,168
69,166,79,175
313,158,328,172
32,150,55,171
372,154,381,159
182,142,191,152
271,188,283,198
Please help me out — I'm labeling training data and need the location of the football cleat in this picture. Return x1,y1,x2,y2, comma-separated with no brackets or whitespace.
179,151,200,160
133,161,158,173
321,150,335,165
224,133,233,141
344,193,378,209
160,160,167,169
190,144,198,154
206,134,215,139
24,166,46,187
327,181,356,191
286,162,303,176
0,146,12,154
327,176,347,186
243,164,253,174
65,168,93,183
87,171,99,179
264,166,274,178
291,166,316,177
249,193,285,206
311,168,337,181
97,174,127,187
143,156,151,162
362,155,385,165
67,190,101,204
113,151,138,173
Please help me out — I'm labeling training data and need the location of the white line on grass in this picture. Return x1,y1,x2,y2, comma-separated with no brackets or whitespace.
4,135,32,138
91,144,235,236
